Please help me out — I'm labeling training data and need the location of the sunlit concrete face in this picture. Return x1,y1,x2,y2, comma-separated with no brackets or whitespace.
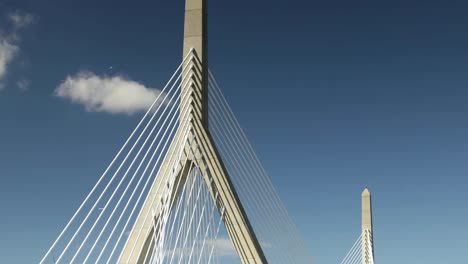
361,188,374,264
361,188,372,231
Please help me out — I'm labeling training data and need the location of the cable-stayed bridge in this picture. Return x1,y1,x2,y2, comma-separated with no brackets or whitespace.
40,0,375,263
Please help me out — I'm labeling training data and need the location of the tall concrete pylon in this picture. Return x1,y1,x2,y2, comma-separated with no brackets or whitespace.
117,0,268,263
361,187,374,264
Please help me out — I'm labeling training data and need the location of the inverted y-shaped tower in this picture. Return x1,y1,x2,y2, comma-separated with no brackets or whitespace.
39,0,316,262
118,0,268,263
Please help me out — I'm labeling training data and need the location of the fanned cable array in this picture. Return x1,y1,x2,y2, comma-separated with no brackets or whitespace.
339,230,374,264
39,51,215,263
340,233,363,264
207,71,315,263
40,50,314,264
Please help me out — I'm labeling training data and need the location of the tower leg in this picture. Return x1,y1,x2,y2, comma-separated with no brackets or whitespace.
192,117,268,263
118,133,193,264
118,121,267,263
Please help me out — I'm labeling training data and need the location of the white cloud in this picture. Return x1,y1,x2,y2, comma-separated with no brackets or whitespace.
0,38,19,80
8,11,35,30
54,71,165,115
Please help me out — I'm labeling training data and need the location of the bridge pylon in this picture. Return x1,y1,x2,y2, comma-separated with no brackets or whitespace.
361,187,375,264
117,0,267,263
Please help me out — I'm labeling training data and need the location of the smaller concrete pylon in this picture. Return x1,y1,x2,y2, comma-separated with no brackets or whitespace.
362,187,372,231
361,187,374,264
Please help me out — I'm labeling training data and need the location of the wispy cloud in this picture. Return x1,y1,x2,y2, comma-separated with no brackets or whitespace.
0,11,35,89
162,238,237,258
54,71,165,115
0,39,18,80
207,238,236,257
16,79,30,92
8,11,35,30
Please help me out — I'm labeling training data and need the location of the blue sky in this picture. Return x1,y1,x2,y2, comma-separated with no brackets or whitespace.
0,0,467,263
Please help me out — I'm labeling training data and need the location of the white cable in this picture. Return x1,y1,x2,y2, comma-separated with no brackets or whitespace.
207,207,225,263
195,187,219,264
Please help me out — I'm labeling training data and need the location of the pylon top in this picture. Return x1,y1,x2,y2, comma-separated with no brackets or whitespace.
183,0,208,128
362,187,371,196
362,187,373,232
